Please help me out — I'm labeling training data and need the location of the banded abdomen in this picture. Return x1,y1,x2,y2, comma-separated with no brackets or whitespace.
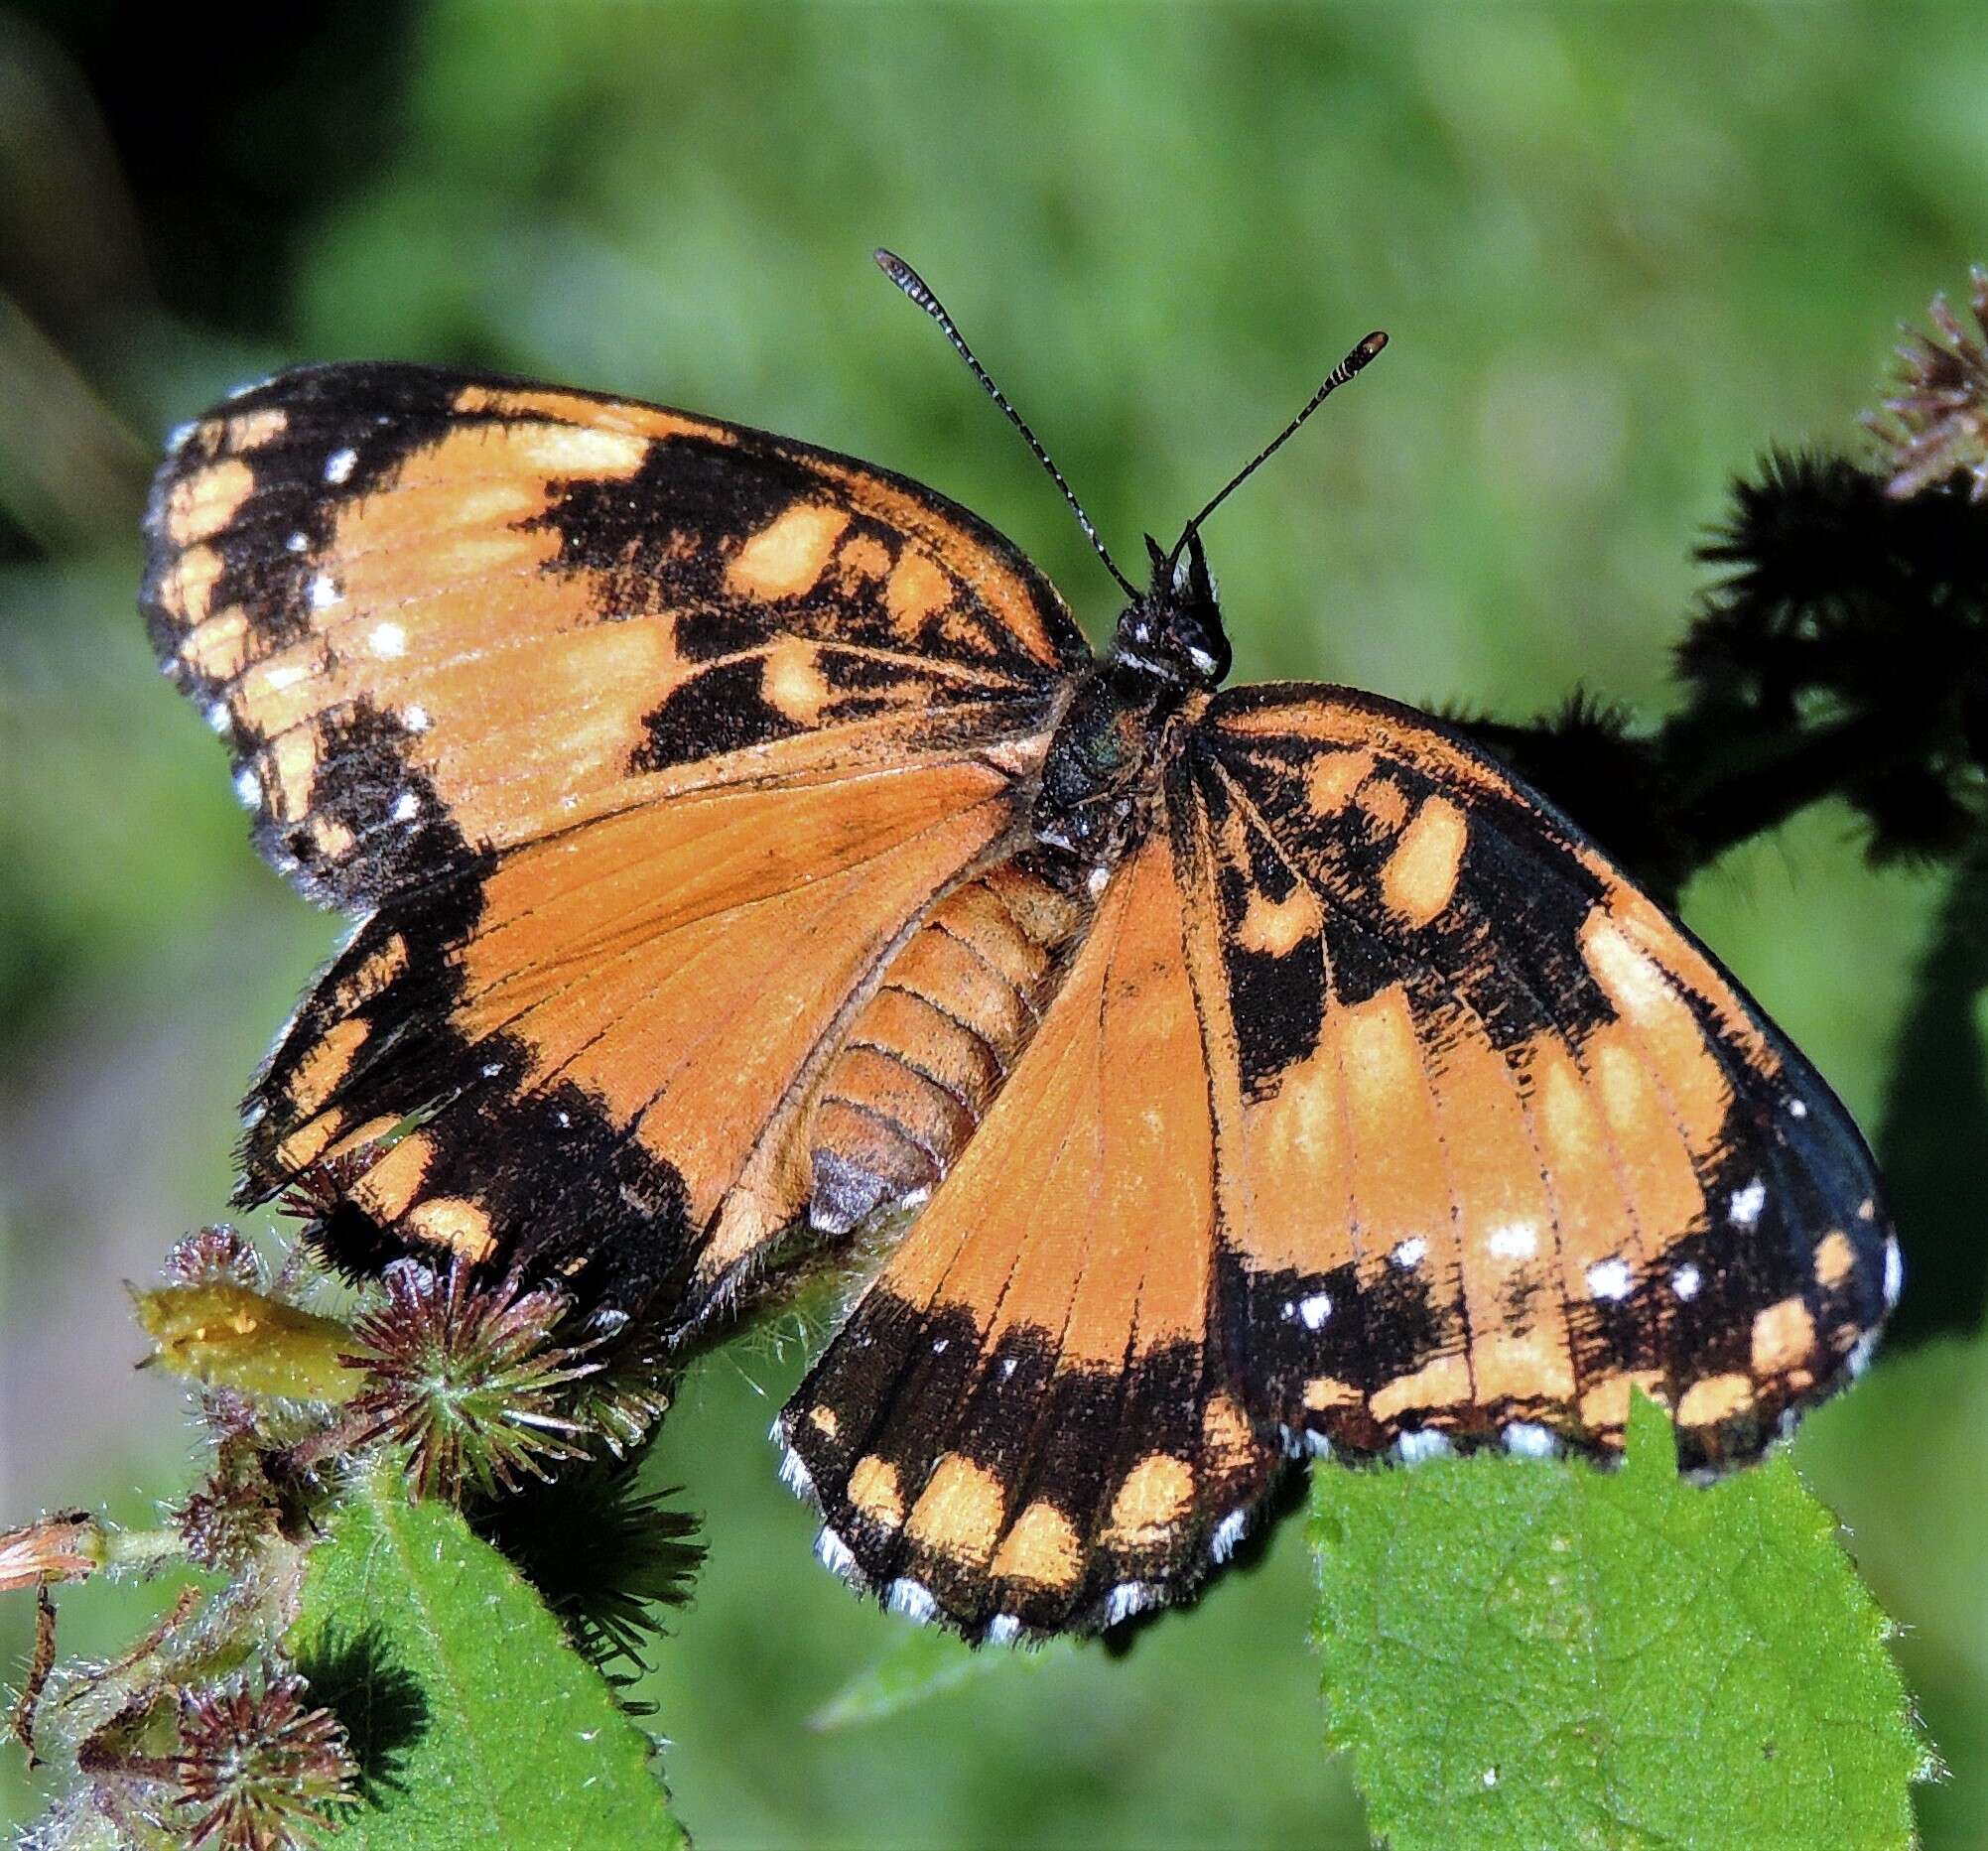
809,856,1090,1236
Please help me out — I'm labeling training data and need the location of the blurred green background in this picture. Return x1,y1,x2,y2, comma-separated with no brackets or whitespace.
2,4,1984,1845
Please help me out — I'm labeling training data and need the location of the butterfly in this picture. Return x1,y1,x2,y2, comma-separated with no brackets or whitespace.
141,251,1899,1642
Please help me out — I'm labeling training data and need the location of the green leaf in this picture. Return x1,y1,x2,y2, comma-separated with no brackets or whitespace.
1311,1393,1924,1850
809,1622,1069,1731
288,1470,686,1849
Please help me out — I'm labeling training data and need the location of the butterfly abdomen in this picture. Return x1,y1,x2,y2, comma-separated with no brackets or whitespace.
808,858,1091,1236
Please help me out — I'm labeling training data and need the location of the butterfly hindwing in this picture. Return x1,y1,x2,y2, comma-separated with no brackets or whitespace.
780,676,1898,1639
144,363,1091,1314
781,835,1280,1638
1186,684,1898,1468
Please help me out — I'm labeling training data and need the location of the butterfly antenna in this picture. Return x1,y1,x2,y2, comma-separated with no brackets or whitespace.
1178,330,1390,553
874,248,1138,599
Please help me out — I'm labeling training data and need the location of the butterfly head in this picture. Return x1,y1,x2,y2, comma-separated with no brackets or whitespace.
1112,528,1232,688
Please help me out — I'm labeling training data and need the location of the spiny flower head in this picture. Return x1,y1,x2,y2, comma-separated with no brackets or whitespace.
1868,266,1988,500
341,1258,601,1500
165,1226,266,1291
276,1146,377,1226
173,1667,356,1851
560,1309,678,1460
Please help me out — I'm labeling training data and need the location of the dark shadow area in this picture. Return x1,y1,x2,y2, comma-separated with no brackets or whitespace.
1878,842,1988,1348
290,1625,428,1803
470,1458,705,1686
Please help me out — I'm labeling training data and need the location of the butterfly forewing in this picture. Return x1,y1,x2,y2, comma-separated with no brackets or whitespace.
143,363,1090,1315
1185,684,1898,1468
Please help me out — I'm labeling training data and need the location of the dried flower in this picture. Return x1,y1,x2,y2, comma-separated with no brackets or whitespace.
0,1512,99,1591
173,1668,357,1851
1868,266,1988,500
341,1258,601,1500
174,1466,282,1571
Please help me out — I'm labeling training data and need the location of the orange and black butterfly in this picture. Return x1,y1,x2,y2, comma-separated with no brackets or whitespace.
142,252,1897,1642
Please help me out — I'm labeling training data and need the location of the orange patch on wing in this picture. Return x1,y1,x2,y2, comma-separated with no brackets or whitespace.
1357,774,1410,832
286,1016,368,1116
906,1454,1006,1564
1304,748,1375,814
727,501,849,600
1813,1230,1856,1288
453,758,1014,1245
848,1455,905,1528
405,1196,496,1262
1369,1354,1471,1424
885,550,951,630
875,838,1213,1379
1577,1371,1667,1432
1236,885,1319,956
1102,1454,1195,1551
1751,1297,1816,1376
1580,909,1732,1150
760,637,835,726
992,1501,1082,1591
167,458,256,546
1676,1373,1754,1426
1380,795,1467,926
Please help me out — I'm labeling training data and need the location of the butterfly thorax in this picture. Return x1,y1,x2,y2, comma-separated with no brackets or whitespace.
1032,529,1226,867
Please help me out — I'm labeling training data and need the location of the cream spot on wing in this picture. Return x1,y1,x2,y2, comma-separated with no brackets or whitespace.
1580,912,1672,1023
368,620,407,659
906,1453,1006,1566
884,549,951,630
760,636,835,726
405,1195,495,1262
167,459,255,545
181,604,251,681
847,1454,905,1529
992,1501,1082,1591
1751,1296,1815,1376
225,407,288,450
1304,749,1374,814
1102,1454,1194,1551
268,728,320,820
727,501,849,599
1381,795,1468,926
507,423,650,475
1676,1373,1754,1426
1236,884,1318,956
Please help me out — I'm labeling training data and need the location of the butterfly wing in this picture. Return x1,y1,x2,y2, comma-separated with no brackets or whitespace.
1187,683,1898,1469
143,364,1090,1316
780,679,1898,1640
780,831,1281,1637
